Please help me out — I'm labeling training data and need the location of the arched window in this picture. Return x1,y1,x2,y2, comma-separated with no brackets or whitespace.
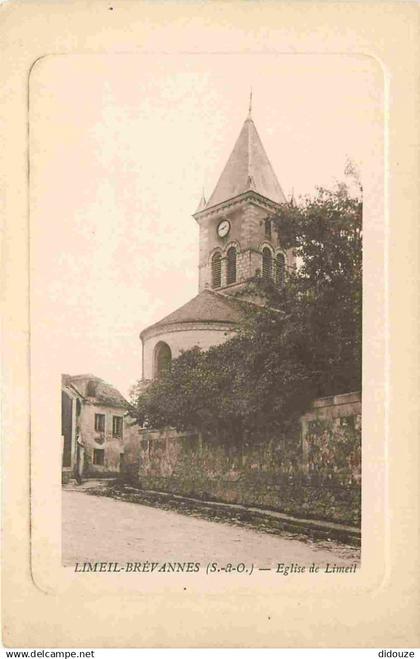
275,252,286,286
226,247,237,285
154,341,172,379
262,247,273,280
211,252,222,288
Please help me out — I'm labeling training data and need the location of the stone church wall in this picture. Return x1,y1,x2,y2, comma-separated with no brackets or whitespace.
198,201,290,290
121,393,361,526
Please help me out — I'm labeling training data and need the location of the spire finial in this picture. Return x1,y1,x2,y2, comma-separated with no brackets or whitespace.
195,185,207,213
248,88,253,118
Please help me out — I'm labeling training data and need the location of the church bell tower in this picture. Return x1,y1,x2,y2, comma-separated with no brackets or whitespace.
193,103,294,295
140,101,295,381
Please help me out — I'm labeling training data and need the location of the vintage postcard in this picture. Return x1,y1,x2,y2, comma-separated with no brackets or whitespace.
2,0,420,649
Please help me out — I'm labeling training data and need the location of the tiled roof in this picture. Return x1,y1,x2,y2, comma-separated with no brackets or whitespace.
205,115,286,209
140,289,246,337
62,374,130,410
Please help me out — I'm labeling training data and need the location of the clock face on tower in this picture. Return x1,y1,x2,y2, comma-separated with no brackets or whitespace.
217,219,231,238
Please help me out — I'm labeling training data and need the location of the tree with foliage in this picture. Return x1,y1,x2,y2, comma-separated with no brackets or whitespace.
271,178,362,397
131,309,314,439
130,174,362,440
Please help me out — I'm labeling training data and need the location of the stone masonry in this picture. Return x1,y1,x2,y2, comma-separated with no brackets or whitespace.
122,392,361,525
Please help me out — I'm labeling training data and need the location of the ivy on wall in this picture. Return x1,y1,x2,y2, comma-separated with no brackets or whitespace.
306,416,361,483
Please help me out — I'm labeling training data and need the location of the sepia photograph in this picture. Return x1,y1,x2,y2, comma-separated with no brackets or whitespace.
4,0,420,649
32,53,372,572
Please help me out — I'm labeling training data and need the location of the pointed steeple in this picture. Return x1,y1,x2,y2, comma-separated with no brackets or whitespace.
205,105,286,210
290,187,296,207
195,188,207,212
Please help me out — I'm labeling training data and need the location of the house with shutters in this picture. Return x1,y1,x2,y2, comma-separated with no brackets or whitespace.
61,373,132,482
140,103,295,380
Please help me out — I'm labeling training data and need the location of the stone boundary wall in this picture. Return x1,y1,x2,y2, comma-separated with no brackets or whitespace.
301,392,361,480
121,392,361,525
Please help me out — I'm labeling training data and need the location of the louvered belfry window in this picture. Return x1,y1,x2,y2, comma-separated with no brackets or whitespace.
226,247,237,285
212,252,222,288
262,247,273,280
275,252,286,285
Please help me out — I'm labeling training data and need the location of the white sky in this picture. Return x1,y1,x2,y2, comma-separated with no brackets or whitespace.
29,53,382,396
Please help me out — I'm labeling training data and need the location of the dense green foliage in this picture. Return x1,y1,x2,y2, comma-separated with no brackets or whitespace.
130,179,362,437
271,181,362,397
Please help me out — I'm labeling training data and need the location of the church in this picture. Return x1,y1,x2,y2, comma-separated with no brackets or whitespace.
140,104,295,381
